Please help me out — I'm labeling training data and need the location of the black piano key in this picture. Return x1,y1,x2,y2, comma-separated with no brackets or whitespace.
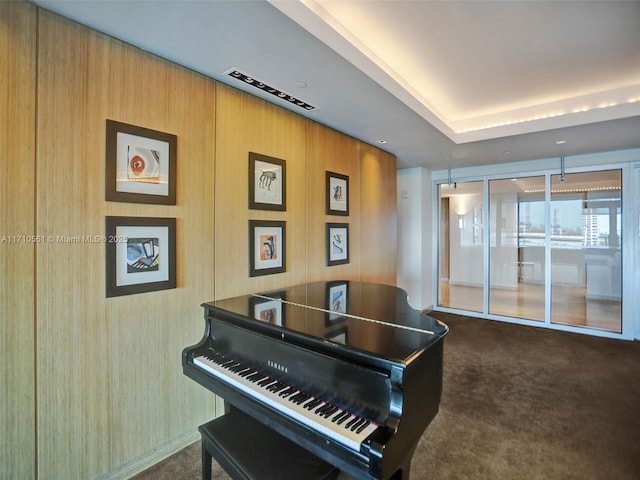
355,420,371,434
292,393,312,404
349,418,366,431
258,377,275,387
322,405,340,418
279,387,297,397
245,372,265,382
344,416,361,430
335,412,351,425
304,398,323,410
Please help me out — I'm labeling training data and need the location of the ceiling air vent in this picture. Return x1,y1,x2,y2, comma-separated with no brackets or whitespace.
225,69,316,111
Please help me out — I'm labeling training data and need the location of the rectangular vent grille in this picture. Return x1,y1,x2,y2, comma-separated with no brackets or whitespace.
226,69,316,111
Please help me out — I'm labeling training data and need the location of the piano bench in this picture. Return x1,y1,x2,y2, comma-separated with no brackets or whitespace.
199,409,340,480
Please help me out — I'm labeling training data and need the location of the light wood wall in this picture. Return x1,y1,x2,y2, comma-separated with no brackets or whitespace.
305,121,363,281
360,143,398,285
35,10,216,478
214,85,308,300
0,3,37,479
2,4,397,478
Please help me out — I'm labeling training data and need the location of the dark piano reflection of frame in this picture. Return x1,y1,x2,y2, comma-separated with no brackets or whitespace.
249,292,286,326
326,281,349,325
326,325,348,345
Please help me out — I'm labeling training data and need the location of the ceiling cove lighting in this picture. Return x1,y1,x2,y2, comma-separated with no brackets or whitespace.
225,69,317,111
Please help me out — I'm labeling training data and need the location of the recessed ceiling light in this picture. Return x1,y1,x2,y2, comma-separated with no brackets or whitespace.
295,81,308,88
555,139,567,145
378,139,387,144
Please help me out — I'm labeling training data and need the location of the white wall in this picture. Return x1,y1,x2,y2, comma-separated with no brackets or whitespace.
397,167,433,310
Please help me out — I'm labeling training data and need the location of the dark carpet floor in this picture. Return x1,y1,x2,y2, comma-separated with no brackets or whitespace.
133,313,640,479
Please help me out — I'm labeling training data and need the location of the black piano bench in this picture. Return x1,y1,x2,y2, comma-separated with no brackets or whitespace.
198,409,340,480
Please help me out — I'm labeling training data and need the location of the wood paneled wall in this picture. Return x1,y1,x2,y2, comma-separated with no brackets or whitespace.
214,85,308,300
0,3,37,479
35,10,216,478
2,4,397,478
360,144,398,285
305,122,362,281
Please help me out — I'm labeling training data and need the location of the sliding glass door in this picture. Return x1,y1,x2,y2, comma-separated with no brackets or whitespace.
488,177,545,321
438,181,484,313
437,169,623,334
550,170,622,332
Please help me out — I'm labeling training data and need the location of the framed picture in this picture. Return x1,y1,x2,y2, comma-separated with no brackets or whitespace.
249,152,286,211
250,292,286,326
326,222,349,266
105,216,176,297
326,281,348,324
249,220,286,276
105,120,177,204
326,171,349,215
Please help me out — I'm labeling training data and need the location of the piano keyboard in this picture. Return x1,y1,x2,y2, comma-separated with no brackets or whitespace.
193,349,379,453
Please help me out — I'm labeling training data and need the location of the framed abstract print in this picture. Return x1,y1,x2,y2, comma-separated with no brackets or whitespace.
326,171,349,216
105,120,177,204
249,220,286,276
326,222,349,266
105,216,176,297
249,152,286,211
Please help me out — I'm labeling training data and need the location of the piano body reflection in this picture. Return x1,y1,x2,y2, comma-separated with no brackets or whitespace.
183,282,448,480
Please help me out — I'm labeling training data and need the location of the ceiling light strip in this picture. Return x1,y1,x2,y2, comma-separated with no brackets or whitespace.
225,69,316,111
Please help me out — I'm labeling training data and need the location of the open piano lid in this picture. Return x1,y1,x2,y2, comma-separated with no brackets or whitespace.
204,281,448,365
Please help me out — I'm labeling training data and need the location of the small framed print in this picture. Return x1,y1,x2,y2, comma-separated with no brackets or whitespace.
326,171,349,216
105,216,176,297
249,220,286,277
250,292,285,326
326,222,349,266
326,281,348,324
249,152,286,211
105,120,177,204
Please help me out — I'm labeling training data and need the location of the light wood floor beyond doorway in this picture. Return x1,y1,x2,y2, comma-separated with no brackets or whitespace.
439,282,621,333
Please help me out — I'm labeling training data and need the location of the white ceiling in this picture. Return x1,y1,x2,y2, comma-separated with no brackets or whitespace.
32,0,640,170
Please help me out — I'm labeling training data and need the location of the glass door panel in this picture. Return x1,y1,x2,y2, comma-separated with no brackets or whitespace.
488,177,545,321
550,170,622,333
438,181,484,313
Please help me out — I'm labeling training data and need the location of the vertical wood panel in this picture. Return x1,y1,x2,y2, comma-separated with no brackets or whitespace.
305,122,361,282
214,85,307,300
360,143,398,285
0,3,37,479
36,12,216,478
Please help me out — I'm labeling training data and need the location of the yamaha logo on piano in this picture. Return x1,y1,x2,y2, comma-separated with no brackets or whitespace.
267,360,288,373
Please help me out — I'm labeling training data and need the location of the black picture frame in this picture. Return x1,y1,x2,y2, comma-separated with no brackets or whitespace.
105,216,176,297
326,222,349,266
249,220,286,276
326,171,349,216
105,120,177,204
249,152,286,211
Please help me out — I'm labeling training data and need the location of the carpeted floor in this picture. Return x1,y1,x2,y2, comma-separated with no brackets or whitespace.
132,313,640,480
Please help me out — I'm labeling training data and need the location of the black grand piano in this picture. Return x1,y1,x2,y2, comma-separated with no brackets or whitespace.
183,281,448,480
